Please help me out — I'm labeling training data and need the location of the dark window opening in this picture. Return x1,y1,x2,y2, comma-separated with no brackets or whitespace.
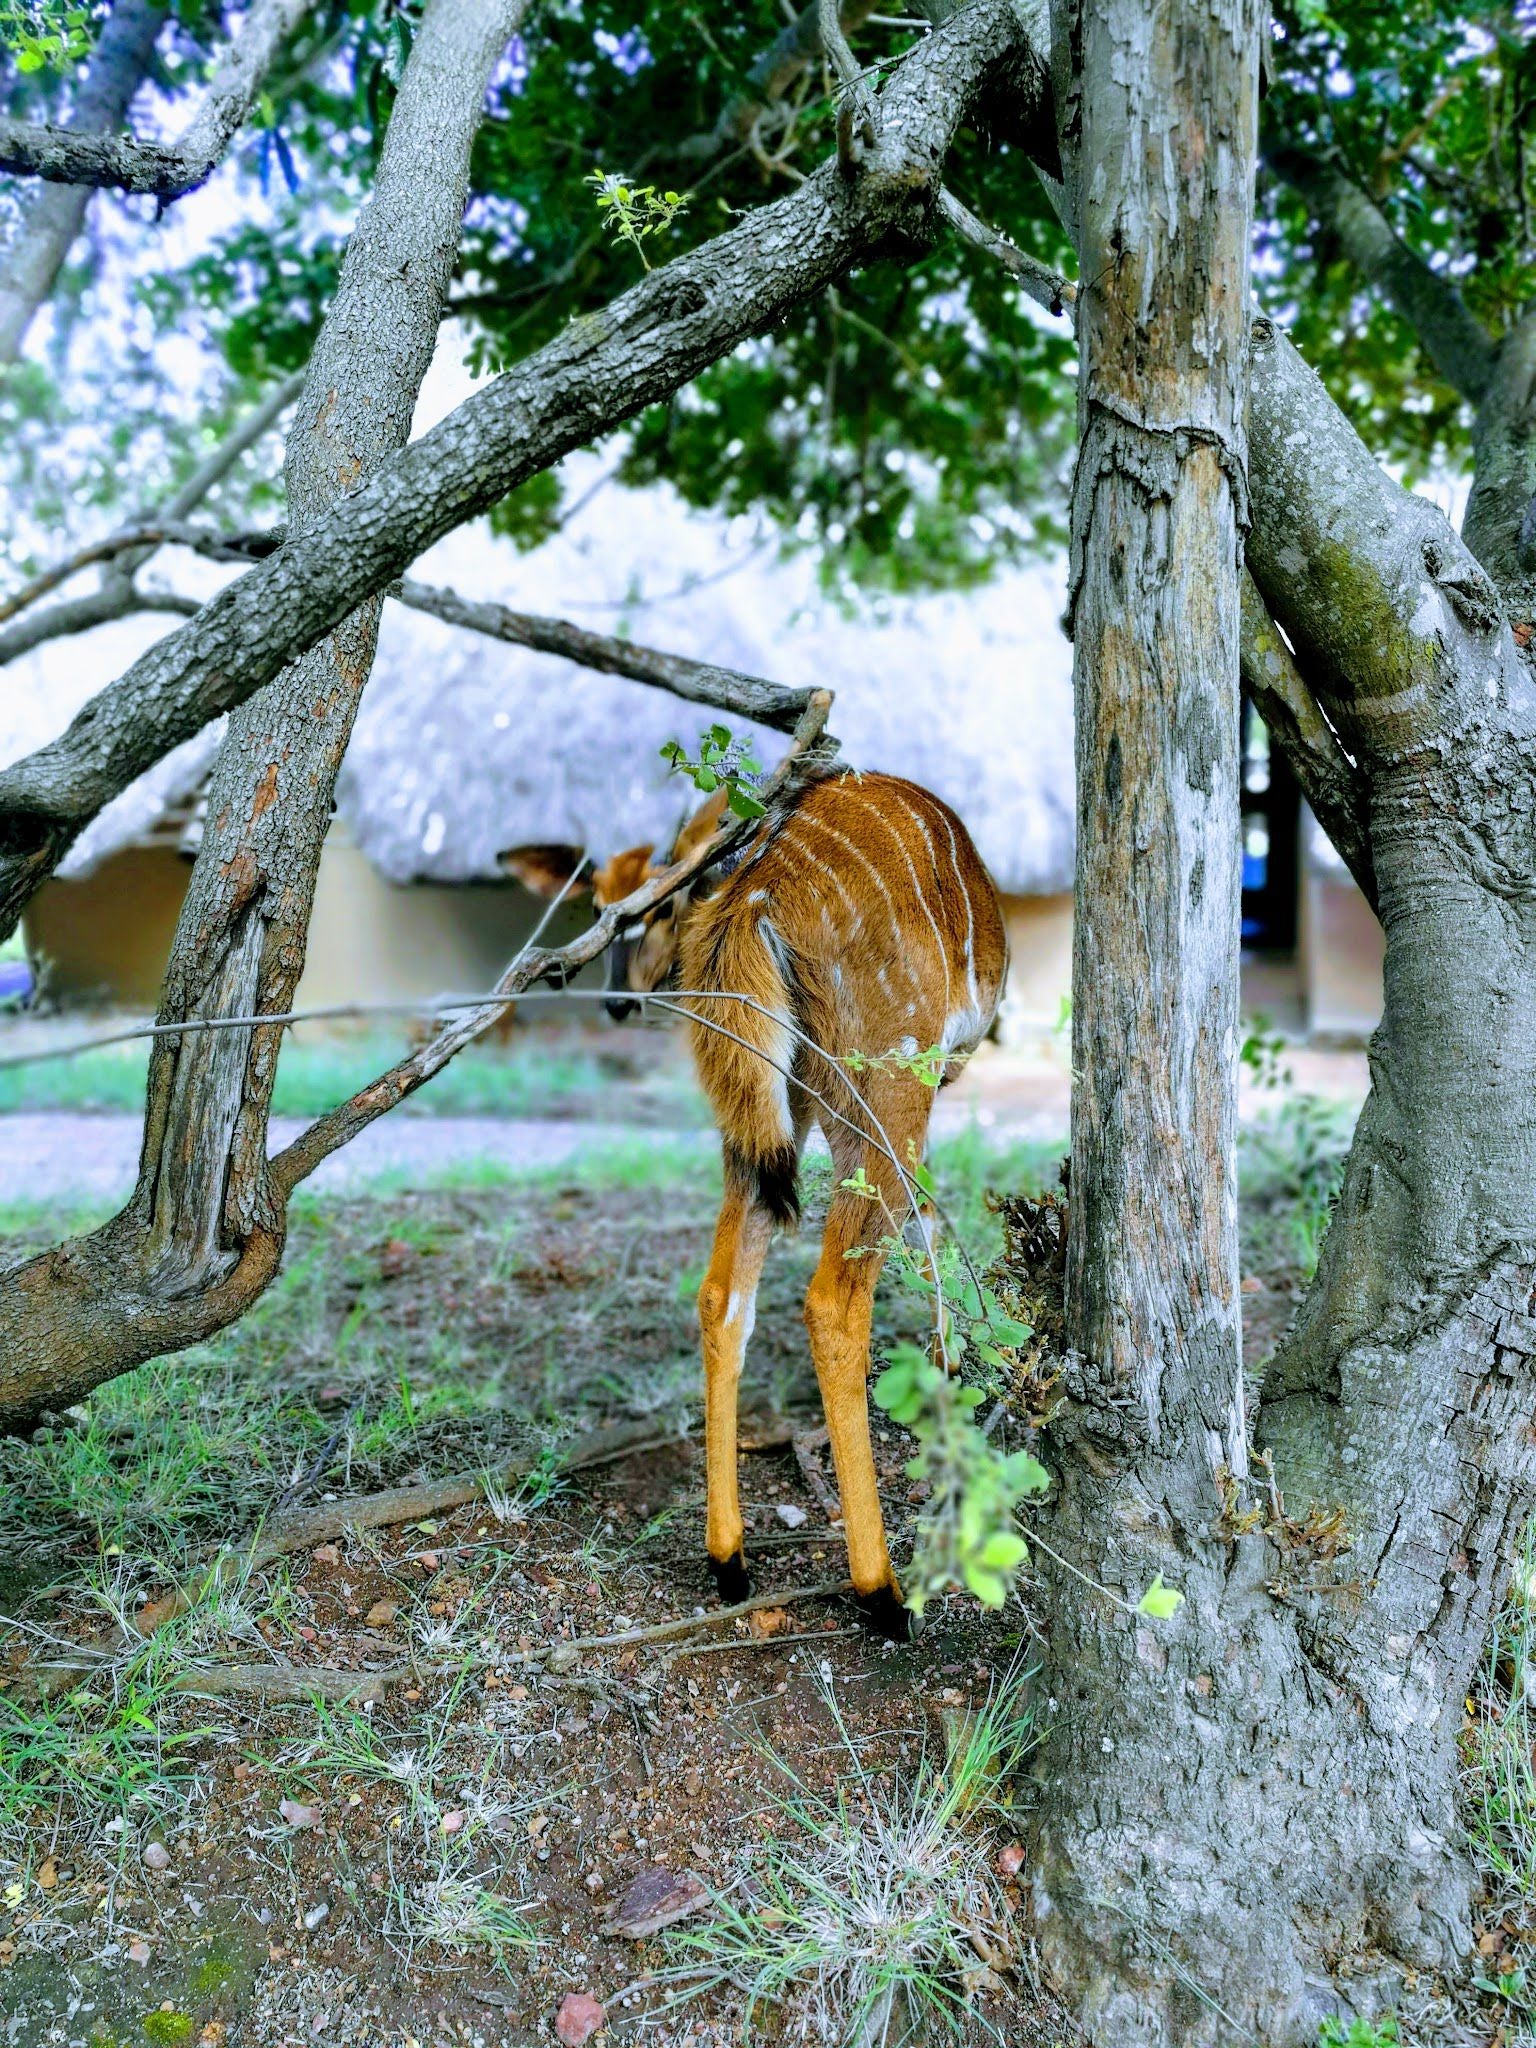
1240,697,1300,953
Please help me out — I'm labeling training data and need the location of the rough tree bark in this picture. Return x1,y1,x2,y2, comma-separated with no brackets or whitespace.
1027,0,1264,2036
0,0,164,361
0,0,527,1422
1023,12,1536,2042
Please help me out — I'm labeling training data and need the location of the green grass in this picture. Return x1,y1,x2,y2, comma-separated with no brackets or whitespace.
0,1563,241,1850
0,1133,1053,1583
657,1664,1035,2046
1467,1527,1536,1915
0,1027,706,1121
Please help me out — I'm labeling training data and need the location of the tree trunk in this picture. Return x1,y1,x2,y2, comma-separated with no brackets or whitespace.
0,0,524,1424
0,0,165,362
1026,0,1285,2036
1026,13,1536,2016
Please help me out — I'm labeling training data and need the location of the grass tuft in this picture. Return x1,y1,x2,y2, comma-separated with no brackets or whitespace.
657,1664,1035,2047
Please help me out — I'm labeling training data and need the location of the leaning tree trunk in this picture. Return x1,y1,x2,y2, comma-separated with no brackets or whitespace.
1025,3,1536,2020
0,0,526,1421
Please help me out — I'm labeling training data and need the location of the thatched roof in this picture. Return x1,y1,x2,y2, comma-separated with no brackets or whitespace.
339,477,1074,896
3,466,1075,899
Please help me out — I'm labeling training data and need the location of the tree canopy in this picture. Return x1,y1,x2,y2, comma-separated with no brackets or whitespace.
3,0,1528,597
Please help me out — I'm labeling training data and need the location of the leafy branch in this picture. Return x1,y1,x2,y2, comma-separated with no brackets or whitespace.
660,723,767,819
585,168,690,272
0,0,98,71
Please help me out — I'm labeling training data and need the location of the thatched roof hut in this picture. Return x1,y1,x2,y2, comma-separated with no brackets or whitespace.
339,539,1074,898
3,468,1076,899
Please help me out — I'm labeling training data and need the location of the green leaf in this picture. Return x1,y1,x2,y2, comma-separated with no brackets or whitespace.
978,1531,1028,1571
1003,1453,1051,1495
1137,1575,1184,1620
964,1566,1010,1608
987,1316,1034,1347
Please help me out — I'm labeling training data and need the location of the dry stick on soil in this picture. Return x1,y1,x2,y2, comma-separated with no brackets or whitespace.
506,1578,854,1661
17,1415,805,1700
23,1580,851,1701
246,1415,728,1569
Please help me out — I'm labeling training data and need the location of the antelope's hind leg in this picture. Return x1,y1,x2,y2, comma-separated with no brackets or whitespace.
804,1128,922,1642
697,1177,776,1602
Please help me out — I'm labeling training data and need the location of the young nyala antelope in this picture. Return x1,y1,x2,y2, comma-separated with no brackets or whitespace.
505,768,1008,1638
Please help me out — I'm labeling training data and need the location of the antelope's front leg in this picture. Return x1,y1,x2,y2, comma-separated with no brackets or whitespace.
697,1187,774,1601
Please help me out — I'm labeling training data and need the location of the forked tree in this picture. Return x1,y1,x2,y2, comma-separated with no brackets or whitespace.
0,0,1533,2038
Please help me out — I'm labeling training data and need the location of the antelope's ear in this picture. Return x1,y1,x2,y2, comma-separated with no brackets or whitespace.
595,845,658,905
498,843,591,899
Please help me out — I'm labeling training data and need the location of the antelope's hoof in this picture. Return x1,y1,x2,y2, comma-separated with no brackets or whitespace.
709,1552,752,1604
856,1586,917,1642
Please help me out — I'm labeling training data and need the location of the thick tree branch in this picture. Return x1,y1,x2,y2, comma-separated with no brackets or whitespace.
1464,299,1536,628
1239,570,1376,908
392,578,815,733
0,0,317,198
0,0,1036,944
1265,136,1497,406
0,0,164,362
268,691,833,1197
1246,316,1521,767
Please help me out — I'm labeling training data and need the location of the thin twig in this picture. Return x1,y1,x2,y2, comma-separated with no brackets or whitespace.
819,0,878,170
938,190,1076,320
520,1578,853,1659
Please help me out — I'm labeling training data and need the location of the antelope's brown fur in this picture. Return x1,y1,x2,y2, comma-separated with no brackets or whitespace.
514,769,1008,1631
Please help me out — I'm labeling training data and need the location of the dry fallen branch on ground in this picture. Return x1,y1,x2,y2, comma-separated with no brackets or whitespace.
9,1412,805,1698
16,1576,852,1704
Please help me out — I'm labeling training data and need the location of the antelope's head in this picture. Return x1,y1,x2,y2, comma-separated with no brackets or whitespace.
501,802,720,1019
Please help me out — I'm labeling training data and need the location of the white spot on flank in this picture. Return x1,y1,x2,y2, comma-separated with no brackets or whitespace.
421,811,446,856
832,963,843,987
748,889,768,904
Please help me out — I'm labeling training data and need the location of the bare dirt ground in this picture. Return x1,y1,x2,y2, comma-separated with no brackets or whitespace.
1,1164,1098,2048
